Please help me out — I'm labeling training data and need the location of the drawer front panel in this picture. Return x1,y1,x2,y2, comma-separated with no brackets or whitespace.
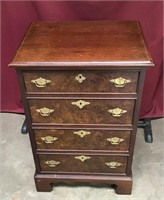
35,129,131,151
23,71,138,93
29,99,134,124
39,154,127,174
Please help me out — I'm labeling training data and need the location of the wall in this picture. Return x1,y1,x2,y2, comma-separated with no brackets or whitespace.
1,1,163,118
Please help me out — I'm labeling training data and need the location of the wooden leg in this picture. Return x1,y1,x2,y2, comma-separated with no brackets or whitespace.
114,180,133,195
35,177,53,192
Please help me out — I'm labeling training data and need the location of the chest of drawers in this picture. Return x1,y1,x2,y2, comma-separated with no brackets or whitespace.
9,21,154,194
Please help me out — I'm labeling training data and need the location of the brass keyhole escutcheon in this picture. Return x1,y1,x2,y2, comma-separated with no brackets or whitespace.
71,100,90,109
73,130,91,138
75,155,91,162
75,74,86,83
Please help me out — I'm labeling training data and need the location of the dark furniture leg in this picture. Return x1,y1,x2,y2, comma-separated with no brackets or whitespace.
138,118,153,143
21,119,28,134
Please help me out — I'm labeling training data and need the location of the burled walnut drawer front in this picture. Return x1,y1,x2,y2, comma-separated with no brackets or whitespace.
35,129,131,151
23,71,138,93
39,154,127,174
29,99,134,124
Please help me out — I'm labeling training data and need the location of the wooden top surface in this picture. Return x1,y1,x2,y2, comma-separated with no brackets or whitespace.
9,21,154,68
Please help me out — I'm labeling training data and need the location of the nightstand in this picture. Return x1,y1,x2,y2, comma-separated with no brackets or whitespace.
9,21,154,194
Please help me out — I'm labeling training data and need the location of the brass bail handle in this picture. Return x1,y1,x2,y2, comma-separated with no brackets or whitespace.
41,136,58,143
31,77,52,88
110,77,131,87
105,161,122,169
106,137,124,145
108,107,127,117
45,160,60,168
36,107,54,117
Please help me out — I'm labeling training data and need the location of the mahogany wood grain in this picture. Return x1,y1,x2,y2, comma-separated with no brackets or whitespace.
9,21,153,67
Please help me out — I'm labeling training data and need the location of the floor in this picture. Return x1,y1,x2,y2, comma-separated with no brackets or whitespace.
0,113,163,200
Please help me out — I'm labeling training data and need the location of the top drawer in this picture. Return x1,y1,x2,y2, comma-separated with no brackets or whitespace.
23,71,138,93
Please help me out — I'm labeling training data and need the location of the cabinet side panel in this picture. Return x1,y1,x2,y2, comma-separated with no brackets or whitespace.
16,69,41,172
126,69,146,175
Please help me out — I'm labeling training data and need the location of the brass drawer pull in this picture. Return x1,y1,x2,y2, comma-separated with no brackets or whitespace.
75,155,91,162
41,136,58,143
110,77,131,87
31,77,52,88
105,161,122,169
108,107,127,117
106,137,124,145
75,74,86,83
73,130,91,138
45,160,60,168
71,100,90,109
36,107,54,117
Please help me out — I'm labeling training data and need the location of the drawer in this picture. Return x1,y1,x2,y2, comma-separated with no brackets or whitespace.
23,71,138,93
39,154,127,174
35,129,131,151
29,99,135,124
